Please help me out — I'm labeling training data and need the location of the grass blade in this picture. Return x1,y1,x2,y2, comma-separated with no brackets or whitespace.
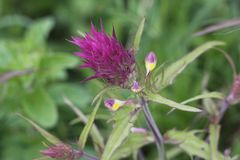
64,96,104,151
18,113,62,144
78,97,102,149
146,91,201,112
133,18,145,51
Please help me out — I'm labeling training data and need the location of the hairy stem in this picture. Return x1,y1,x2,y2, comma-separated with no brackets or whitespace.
140,96,165,160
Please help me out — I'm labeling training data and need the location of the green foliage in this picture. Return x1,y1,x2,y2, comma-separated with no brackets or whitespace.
153,41,225,90
79,97,102,149
209,124,221,160
0,17,79,127
1,0,240,160
181,92,224,105
165,129,223,160
111,132,154,160
18,114,62,145
22,88,57,127
64,96,104,153
101,107,140,160
49,83,92,107
146,90,202,112
25,17,54,47
132,18,145,52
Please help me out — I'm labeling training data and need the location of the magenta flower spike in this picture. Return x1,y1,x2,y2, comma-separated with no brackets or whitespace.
70,22,135,88
145,52,157,75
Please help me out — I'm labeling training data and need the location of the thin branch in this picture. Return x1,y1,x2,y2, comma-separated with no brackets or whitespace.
0,69,34,84
140,96,165,160
82,152,99,160
212,99,230,124
193,18,240,36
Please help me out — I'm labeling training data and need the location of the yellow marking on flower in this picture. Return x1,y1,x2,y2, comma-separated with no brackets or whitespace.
146,62,156,75
112,100,126,111
148,63,156,71
145,52,157,75
112,103,121,111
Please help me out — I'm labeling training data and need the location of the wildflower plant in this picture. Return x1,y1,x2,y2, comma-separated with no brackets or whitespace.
20,19,240,160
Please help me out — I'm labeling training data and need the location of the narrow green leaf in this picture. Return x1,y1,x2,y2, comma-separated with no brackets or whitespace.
166,148,182,160
64,96,104,150
165,129,225,160
18,114,62,144
181,92,224,105
168,91,223,114
79,97,102,149
146,91,201,112
100,107,140,160
133,18,145,51
155,41,225,90
202,91,220,115
209,124,222,160
111,133,154,160
165,129,210,159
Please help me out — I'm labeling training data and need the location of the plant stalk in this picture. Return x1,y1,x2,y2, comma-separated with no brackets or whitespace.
195,99,230,160
216,99,229,123
82,152,99,160
140,96,165,160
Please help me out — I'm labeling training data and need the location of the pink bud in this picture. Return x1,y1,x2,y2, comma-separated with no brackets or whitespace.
41,144,82,160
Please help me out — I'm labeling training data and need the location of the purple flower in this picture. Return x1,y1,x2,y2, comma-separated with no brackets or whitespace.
145,52,157,75
70,23,135,88
104,98,126,111
131,81,142,93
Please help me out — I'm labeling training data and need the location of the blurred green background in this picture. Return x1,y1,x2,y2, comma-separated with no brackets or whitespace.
0,0,240,159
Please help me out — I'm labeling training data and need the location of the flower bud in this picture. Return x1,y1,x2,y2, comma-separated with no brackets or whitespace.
130,127,147,134
104,99,126,111
227,75,240,104
41,144,82,160
131,81,142,93
145,52,157,75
